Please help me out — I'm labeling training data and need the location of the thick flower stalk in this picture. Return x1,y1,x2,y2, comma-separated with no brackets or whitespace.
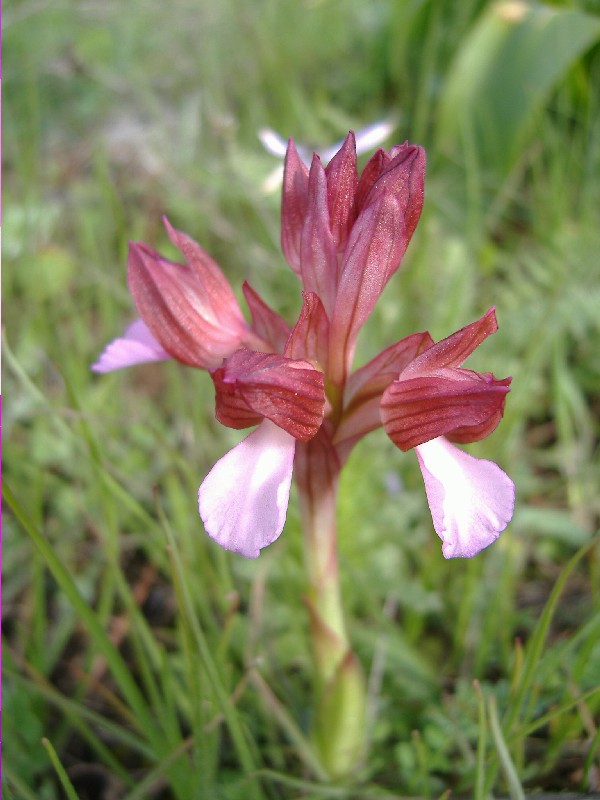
94,132,515,777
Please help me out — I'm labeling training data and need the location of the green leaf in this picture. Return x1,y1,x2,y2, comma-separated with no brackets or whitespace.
438,2,600,175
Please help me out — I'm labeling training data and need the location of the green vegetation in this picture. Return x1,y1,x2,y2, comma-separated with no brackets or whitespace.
4,0,600,796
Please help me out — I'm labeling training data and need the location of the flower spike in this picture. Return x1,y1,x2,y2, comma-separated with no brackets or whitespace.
94,133,513,561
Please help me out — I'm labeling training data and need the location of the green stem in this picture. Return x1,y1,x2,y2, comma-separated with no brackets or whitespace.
295,434,366,779
298,464,348,681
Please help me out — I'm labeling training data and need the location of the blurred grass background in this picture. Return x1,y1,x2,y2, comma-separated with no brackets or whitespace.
3,0,600,797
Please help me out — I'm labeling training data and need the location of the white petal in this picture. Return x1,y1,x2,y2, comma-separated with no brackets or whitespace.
415,437,515,558
257,128,289,158
92,319,171,372
257,127,311,166
198,420,296,558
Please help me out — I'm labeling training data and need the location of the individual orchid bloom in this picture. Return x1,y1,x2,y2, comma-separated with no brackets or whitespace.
330,307,514,558
198,347,326,557
94,218,327,557
94,131,514,561
93,217,280,373
380,309,511,452
258,118,396,193
379,308,514,557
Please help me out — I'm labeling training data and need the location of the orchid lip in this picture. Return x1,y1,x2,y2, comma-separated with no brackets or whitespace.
198,420,296,558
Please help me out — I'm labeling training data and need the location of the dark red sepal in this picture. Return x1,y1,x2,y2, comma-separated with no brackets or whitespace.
213,349,325,442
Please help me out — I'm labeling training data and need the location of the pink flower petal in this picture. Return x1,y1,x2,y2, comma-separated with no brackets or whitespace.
91,319,171,372
324,131,358,252
281,138,310,274
198,420,296,558
415,437,515,559
400,307,498,377
213,349,325,441
381,370,511,451
242,281,291,353
284,291,330,371
127,227,252,369
300,154,338,315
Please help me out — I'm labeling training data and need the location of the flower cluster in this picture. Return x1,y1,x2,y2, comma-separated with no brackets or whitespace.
94,132,514,559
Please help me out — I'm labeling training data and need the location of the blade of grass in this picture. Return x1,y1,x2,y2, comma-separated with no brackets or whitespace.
158,500,264,799
2,766,42,800
411,729,432,799
4,483,159,746
582,722,600,789
473,680,487,800
250,668,330,782
41,737,81,800
488,696,525,800
171,560,215,795
122,738,195,800
504,536,598,733
256,769,411,798
519,684,600,740
6,661,144,782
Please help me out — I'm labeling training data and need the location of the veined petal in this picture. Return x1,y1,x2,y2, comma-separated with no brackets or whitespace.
325,131,358,252
360,143,425,243
213,349,325,441
400,308,498,377
92,319,171,372
329,192,407,380
327,146,424,385
381,371,511,451
354,148,391,211
198,420,296,558
415,437,515,558
300,154,338,315
285,291,330,370
128,221,261,370
281,138,310,273
163,218,247,334
335,331,433,447
242,281,290,353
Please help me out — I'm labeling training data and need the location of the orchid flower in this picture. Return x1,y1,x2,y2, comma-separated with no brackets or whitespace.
258,118,396,193
94,131,515,776
94,132,514,562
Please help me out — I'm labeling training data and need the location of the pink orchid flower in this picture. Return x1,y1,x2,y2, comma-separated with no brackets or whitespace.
258,118,396,193
94,132,514,559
